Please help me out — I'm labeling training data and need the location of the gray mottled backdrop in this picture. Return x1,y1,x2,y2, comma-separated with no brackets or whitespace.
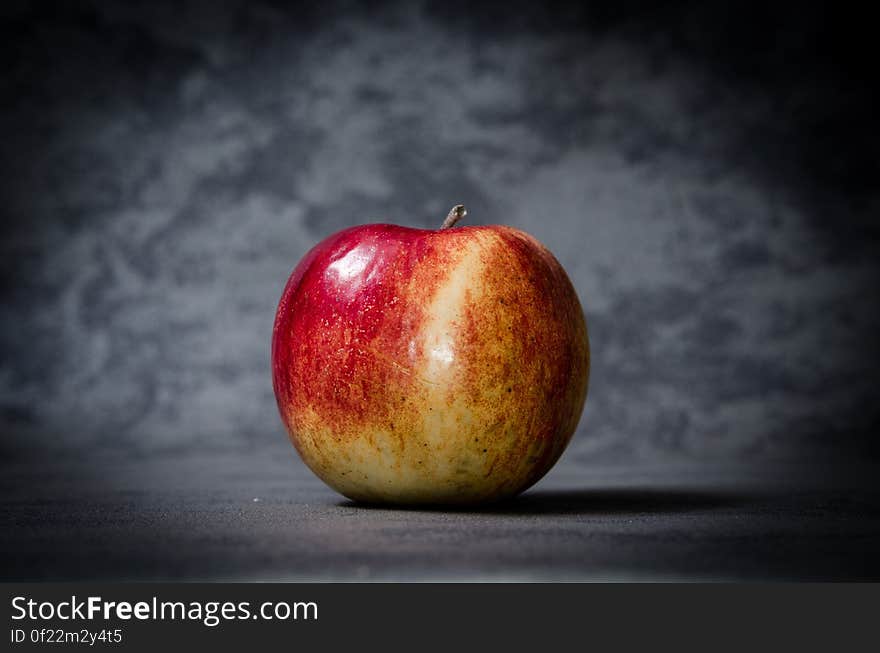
1,0,878,468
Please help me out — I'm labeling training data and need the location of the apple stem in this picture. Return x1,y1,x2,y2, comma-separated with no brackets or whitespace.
440,204,467,229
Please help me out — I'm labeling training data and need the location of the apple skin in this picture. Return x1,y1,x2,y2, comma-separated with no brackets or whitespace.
272,221,589,504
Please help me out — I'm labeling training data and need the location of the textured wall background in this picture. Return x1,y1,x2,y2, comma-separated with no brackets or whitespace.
1,1,878,467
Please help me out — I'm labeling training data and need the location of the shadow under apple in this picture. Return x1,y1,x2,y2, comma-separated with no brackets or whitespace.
339,487,760,515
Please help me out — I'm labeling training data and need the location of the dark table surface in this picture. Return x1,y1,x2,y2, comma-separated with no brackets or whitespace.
3,443,878,582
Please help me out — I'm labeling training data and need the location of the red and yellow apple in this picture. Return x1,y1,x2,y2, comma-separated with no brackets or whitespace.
272,206,589,504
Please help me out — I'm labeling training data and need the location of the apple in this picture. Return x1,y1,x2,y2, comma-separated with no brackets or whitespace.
272,205,589,504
